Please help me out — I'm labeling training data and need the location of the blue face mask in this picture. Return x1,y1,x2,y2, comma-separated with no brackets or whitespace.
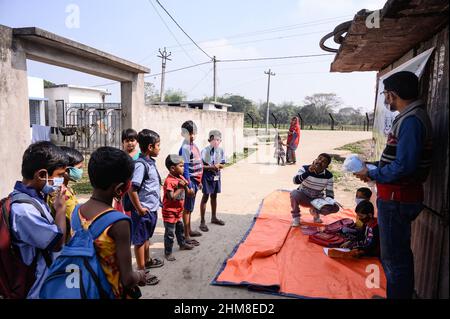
68,167,83,182
42,176,64,195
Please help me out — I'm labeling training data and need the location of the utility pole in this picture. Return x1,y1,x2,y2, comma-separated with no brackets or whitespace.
213,56,217,101
157,47,172,102
264,69,275,133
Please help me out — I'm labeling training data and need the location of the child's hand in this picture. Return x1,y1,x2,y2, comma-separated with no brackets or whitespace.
340,241,352,249
53,185,67,213
138,207,149,216
217,164,225,170
186,188,195,197
178,179,187,188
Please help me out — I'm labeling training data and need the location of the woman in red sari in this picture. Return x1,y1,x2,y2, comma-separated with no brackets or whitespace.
286,117,301,164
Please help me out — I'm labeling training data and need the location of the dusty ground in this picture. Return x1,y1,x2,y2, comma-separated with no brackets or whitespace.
80,130,373,299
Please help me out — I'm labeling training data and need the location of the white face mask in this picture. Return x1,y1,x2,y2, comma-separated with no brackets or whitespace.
355,198,365,206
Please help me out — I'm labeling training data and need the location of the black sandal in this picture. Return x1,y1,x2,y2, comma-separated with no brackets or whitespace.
145,258,164,269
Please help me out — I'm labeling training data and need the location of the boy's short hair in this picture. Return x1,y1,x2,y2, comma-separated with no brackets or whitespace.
318,153,332,165
355,200,374,217
21,141,69,179
165,154,184,170
121,128,138,142
60,146,84,167
208,130,222,141
357,187,372,199
88,147,134,190
137,129,160,153
181,120,197,135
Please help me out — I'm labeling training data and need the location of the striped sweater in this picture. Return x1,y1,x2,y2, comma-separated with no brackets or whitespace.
293,165,334,199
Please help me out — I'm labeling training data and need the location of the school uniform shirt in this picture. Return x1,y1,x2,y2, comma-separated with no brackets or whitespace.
162,174,188,223
179,140,203,186
131,155,162,212
10,182,62,299
201,145,226,177
293,165,334,199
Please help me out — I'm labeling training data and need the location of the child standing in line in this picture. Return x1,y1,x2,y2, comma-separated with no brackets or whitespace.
127,129,164,285
115,128,141,216
179,121,204,246
71,146,149,297
199,130,226,232
162,155,195,261
8,141,68,298
290,153,340,226
47,146,84,242
122,128,141,160
274,133,286,166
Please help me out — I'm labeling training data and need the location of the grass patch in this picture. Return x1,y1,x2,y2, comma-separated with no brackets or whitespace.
225,147,257,168
329,159,344,183
336,139,371,155
71,174,93,195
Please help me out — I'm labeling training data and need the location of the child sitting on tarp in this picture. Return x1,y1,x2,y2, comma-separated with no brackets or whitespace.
290,153,339,226
341,200,380,257
341,187,373,237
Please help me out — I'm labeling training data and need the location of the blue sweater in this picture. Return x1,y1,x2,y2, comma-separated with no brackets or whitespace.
369,116,424,184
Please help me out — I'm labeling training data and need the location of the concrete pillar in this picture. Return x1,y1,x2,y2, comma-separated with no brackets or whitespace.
0,25,30,197
121,73,145,132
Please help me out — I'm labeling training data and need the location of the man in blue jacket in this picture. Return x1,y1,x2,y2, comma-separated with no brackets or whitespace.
355,71,432,299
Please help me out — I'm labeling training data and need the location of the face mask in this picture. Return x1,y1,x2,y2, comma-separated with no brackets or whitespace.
68,167,83,182
355,198,365,206
384,102,392,112
42,176,64,195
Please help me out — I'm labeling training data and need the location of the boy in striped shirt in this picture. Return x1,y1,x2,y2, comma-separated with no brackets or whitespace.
179,121,204,246
290,153,339,226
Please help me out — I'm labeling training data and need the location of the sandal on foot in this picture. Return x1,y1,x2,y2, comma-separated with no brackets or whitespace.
179,243,194,250
199,224,209,232
165,254,176,261
186,239,200,246
145,258,164,269
211,219,225,226
189,230,202,237
138,273,160,286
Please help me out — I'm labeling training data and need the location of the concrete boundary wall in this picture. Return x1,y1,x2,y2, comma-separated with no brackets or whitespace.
133,104,244,177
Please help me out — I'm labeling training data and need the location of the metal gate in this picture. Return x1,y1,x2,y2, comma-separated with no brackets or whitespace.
60,103,122,154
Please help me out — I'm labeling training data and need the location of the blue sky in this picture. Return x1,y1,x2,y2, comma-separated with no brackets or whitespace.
0,0,387,110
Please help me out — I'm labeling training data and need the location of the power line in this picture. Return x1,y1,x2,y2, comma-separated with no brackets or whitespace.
169,29,329,55
164,15,353,50
144,61,212,78
146,0,208,75
217,53,334,63
188,67,213,94
155,0,213,60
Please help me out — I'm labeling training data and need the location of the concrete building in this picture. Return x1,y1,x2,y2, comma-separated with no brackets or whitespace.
44,84,111,127
0,25,244,197
27,76,46,126
0,25,149,197
152,101,231,112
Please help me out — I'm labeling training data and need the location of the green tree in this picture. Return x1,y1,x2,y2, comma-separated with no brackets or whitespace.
43,80,56,88
164,89,186,102
303,93,342,125
144,82,160,104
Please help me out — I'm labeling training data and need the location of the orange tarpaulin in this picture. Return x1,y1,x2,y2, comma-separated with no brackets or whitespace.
212,190,386,299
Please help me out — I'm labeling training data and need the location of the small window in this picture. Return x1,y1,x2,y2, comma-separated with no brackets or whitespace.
29,100,41,126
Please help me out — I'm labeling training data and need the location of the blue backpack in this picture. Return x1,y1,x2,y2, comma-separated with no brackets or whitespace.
39,205,130,299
